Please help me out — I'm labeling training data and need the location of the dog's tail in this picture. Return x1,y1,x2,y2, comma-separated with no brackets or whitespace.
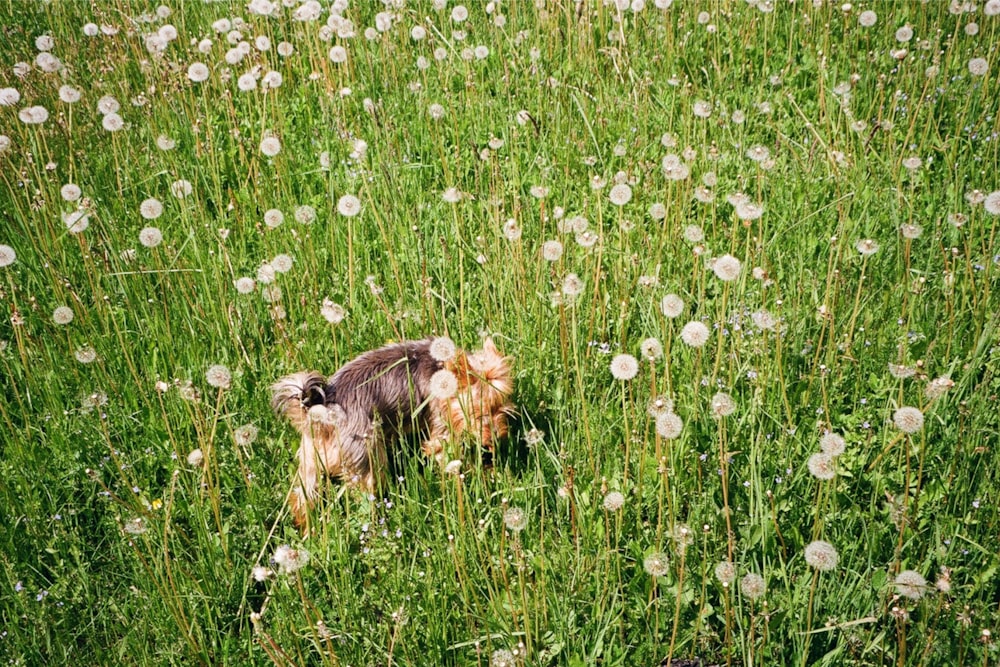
271,371,328,433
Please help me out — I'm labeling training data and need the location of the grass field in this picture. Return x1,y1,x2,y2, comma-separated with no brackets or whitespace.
1,1,999,665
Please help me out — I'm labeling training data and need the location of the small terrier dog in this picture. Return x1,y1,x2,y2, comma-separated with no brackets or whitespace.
272,337,513,530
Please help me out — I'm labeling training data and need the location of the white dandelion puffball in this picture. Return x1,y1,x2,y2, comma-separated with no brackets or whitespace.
680,321,710,347
655,412,683,439
337,194,361,217
320,299,346,324
260,135,281,157
429,336,456,362
807,452,836,481
608,182,632,206
820,432,846,457
710,392,736,418
205,364,232,389
712,254,742,281
0,244,16,267
52,306,74,325
541,240,563,262
894,570,927,600
139,227,163,248
740,573,766,599
429,369,458,399
61,184,81,202
263,208,284,228
329,45,347,63
661,294,684,318
804,540,839,571
893,406,924,433
602,491,625,512
610,354,639,380
187,62,209,82
140,198,163,220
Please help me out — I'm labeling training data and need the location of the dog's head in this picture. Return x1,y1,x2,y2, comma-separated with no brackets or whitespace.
445,337,514,442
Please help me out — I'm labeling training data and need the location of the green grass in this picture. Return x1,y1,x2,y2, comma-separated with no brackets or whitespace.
1,1,999,665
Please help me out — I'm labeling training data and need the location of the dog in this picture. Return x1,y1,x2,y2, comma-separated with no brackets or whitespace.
271,337,513,531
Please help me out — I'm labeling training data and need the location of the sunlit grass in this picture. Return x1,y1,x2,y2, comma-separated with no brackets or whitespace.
1,1,999,665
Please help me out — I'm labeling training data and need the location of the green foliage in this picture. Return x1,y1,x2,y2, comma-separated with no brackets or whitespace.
1,1,999,665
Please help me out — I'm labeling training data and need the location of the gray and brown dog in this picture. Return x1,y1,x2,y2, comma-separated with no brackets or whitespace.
272,337,513,531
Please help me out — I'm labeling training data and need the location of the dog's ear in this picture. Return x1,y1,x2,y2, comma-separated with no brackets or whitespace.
481,336,499,355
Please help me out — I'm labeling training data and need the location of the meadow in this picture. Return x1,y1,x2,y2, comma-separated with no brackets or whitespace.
1,0,999,665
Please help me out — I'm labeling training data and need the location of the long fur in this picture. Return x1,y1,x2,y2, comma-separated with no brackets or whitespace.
272,337,513,531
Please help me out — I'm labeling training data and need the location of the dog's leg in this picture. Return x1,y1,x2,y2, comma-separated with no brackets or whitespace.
290,431,320,532
422,404,452,464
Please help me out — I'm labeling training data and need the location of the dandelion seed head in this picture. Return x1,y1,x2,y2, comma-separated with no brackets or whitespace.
983,191,1000,216
740,572,766,599
655,412,683,439
490,649,515,667
156,135,175,151
320,299,346,324
60,184,81,202
683,225,704,243
541,240,563,262
710,392,736,418
101,112,124,132
271,254,293,273
968,57,989,77
680,321,710,347
188,62,209,82
856,239,879,256
603,491,625,512
660,294,684,318
561,273,584,299
925,376,954,400
206,364,232,389
260,135,281,157
123,518,147,535
751,309,777,331
273,544,310,574
502,218,522,241
610,354,639,380
263,208,284,228
819,432,846,457
186,448,204,467
804,540,839,571
74,346,97,364
894,570,927,600
233,424,259,447
234,277,256,294
643,552,670,577
294,205,316,224
808,452,836,481
429,336,456,362
139,227,163,248
19,105,49,124
429,369,458,399
52,306,74,325
712,254,742,281
893,406,924,433
715,561,736,585
647,395,674,419
608,182,632,206
503,506,527,532
63,210,90,234
640,337,663,361
0,244,17,267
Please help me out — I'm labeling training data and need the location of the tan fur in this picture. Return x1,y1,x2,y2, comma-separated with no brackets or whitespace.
272,338,513,533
